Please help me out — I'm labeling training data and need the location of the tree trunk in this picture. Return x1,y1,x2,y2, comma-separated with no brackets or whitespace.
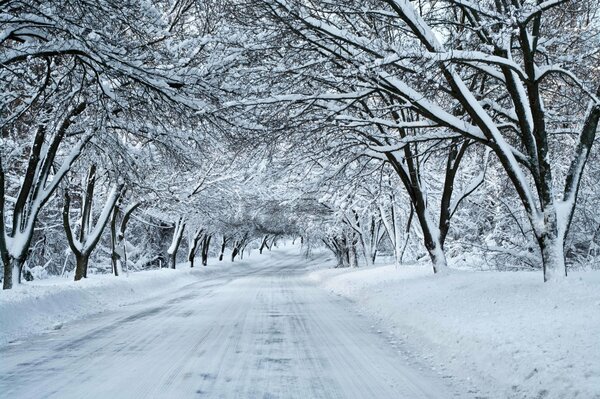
231,244,239,262
167,217,185,270
3,257,25,289
416,205,448,274
169,252,177,269
540,236,567,282
110,206,120,276
259,235,268,254
111,201,140,277
201,235,211,266
537,212,567,281
349,242,359,268
219,236,227,261
111,254,119,276
426,243,448,274
74,254,89,281
187,232,202,268
422,219,448,274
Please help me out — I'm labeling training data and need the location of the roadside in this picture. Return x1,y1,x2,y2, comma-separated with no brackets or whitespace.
308,262,600,399
0,252,266,347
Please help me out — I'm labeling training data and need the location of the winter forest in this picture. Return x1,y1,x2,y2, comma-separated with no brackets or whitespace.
1,1,600,398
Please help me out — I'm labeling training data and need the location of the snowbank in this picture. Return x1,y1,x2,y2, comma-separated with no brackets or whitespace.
0,268,201,346
308,265,600,399
0,247,287,347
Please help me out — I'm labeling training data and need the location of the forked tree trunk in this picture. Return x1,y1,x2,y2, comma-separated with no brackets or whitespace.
1,103,89,290
323,236,353,268
110,201,141,277
63,167,123,282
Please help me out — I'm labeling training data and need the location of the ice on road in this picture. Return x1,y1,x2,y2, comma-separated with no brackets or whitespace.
0,252,454,398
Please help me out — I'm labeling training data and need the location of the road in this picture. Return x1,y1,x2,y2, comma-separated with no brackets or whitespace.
0,250,457,398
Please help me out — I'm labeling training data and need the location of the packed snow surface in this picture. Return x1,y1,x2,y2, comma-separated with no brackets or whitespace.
0,249,453,398
309,261,600,399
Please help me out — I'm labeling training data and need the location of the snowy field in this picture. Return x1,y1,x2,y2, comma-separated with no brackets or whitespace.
309,263,600,399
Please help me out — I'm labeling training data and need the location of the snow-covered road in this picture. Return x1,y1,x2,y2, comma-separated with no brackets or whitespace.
0,251,455,398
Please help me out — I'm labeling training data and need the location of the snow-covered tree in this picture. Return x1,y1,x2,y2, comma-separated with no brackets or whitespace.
234,0,600,280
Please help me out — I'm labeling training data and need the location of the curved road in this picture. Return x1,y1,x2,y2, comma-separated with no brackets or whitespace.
0,251,458,398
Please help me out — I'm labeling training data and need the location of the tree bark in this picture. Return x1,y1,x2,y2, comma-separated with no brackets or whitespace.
259,235,269,254
110,201,141,277
3,258,25,289
74,254,89,281
219,236,227,261
537,210,567,282
167,217,186,269
231,245,240,262
187,229,203,268
110,205,120,276
201,235,211,266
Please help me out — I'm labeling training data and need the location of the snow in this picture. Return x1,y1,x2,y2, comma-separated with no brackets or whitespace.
0,269,195,346
0,255,255,346
3,247,599,398
0,248,452,398
308,263,600,399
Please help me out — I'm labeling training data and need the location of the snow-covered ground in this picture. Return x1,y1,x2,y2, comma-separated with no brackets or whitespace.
0,248,453,399
308,263,600,399
3,247,598,398
0,253,265,347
